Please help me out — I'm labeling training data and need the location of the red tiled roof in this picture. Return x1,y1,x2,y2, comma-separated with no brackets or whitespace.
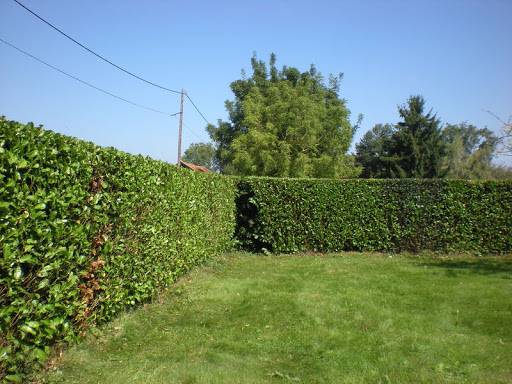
179,160,210,173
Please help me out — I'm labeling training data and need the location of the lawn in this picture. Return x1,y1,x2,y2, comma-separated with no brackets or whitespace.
41,253,512,384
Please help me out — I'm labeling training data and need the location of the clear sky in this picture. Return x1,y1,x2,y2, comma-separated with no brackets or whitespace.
1,0,511,165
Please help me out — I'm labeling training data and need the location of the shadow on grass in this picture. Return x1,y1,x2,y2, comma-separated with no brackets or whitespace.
419,258,512,278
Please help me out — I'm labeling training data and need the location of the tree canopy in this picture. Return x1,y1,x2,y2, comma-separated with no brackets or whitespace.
440,123,498,179
206,54,360,178
355,97,503,180
391,96,444,178
355,124,395,178
182,142,218,171
356,96,443,178
497,115,512,156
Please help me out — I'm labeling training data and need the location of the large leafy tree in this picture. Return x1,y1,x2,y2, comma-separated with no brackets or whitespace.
207,54,360,178
182,142,218,171
440,123,498,179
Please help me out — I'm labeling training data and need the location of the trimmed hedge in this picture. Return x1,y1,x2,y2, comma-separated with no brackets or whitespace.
236,177,512,254
0,118,236,381
2,117,512,381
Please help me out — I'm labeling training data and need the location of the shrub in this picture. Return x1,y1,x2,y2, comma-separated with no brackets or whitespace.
236,177,512,254
2,116,511,382
0,117,236,381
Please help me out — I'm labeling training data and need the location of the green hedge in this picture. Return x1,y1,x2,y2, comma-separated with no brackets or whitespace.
236,177,512,254
2,117,512,381
0,118,236,381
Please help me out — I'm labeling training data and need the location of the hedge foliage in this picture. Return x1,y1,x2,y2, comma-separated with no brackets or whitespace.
0,118,236,381
236,177,512,254
2,117,512,382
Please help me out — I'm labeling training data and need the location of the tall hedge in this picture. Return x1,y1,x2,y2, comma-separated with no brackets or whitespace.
0,118,236,381
236,177,512,254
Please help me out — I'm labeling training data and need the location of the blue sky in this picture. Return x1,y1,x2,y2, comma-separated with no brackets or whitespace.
1,0,511,165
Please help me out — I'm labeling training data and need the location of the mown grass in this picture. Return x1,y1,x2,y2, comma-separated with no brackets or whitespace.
41,253,512,384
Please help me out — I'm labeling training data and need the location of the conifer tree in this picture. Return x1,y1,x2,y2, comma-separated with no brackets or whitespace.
389,96,443,178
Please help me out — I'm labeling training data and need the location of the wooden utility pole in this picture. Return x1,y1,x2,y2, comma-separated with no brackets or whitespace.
177,89,184,165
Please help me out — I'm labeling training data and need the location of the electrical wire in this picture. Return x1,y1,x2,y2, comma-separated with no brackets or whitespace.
182,121,206,142
12,0,182,95
185,93,210,125
0,37,181,117
12,0,214,125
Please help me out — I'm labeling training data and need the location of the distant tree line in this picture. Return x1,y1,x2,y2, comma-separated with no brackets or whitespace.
183,54,511,180
355,96,511,179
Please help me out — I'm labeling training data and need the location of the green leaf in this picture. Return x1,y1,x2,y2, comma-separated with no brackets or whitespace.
5,374,23,383
13,266,23,280
34,203,46,210
3,243,12,259
19,324,37,335
32,347,48,362
19,159,29,168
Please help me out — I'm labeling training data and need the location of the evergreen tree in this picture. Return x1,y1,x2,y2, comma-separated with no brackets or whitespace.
389,96,444,178
355,97,502,180
355,124,395,178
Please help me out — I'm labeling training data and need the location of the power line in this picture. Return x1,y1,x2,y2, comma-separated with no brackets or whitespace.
12,0,213,126
185,93,210,125
12,0,182,95
0,37,181,117
183,121,206,142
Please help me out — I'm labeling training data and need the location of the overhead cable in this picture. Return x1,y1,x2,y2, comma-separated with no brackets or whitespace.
0,37,181,117
185,93,210,125
12,0,213,125
12,0,182,95
182,121,206,142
